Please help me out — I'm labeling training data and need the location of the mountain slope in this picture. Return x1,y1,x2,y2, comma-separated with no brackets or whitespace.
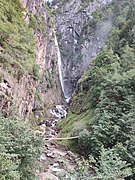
58,0,135,179
0,0,62,120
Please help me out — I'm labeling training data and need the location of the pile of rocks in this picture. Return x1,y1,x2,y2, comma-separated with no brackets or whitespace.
38,105,78,179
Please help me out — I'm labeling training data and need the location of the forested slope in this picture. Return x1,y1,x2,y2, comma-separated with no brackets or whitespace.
58,1,135,179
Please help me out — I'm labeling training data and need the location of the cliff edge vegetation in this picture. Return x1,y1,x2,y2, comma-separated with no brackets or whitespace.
0,0,38,79
0,1,43,179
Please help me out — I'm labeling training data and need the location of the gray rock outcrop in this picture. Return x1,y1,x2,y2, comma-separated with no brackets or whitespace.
55,0,113,98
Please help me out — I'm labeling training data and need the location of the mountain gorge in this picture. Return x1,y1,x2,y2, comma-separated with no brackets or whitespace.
0,0,135,179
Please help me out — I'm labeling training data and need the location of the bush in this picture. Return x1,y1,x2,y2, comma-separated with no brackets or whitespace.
64,147,132,180
0,115,43,179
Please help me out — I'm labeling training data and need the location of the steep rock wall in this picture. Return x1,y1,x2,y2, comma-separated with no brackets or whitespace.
0,0,62,119
23,0,64,109
55,0,112,98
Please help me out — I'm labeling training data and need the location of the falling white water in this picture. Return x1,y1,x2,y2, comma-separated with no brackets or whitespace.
49,105,67,119
54,33,65,93
54,31,70,102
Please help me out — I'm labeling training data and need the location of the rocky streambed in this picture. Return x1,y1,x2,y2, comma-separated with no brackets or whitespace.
37,105,79,180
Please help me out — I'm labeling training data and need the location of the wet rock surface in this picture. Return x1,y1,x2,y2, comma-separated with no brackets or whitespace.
55,0,113,97
38,105,78,179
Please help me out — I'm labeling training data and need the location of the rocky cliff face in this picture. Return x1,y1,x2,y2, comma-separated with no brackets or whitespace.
0,0,62,119
23,0,64,110
55,0,112,98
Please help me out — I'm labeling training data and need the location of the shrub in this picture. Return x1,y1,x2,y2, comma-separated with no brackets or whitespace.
0,115,43,179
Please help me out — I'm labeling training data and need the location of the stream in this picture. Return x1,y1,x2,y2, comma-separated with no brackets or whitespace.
38,105,78,180
37,32,76,179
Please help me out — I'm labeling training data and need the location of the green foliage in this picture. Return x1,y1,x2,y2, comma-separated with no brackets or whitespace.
63,0,135,179
35,89,41,101
45,69,53,89
77,48,135,175
0,115,43,179
0,153,20,180
64,147,132,180
92,147,132,180
28,13,37,29
33,64,40,79
80,0,94,10
57,110,93,151
63,158,90,180
0,0,38,78
43,3,53,18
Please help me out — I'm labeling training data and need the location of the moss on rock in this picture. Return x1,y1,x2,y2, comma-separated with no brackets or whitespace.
0,0,38,79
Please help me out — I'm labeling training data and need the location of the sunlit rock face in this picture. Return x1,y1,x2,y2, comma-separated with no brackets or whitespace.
55,0,113,98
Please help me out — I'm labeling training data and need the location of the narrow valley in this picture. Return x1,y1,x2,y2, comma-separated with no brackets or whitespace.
0,0,135,180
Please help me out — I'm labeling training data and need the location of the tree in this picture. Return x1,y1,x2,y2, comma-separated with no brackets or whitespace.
0,115,43,179
92,147,132,180
63,147,132,180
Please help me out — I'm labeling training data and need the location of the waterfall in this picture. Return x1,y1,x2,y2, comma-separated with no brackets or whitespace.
54,32,65,94
54,31,70,102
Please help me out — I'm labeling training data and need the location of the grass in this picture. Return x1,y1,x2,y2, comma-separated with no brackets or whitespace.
57,109,94,149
